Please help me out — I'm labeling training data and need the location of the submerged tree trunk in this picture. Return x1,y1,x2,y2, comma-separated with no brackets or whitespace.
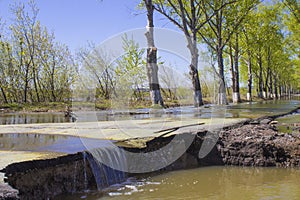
144,0,164,107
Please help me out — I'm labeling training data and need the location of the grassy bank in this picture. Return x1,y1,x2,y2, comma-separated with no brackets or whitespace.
0,102,70,113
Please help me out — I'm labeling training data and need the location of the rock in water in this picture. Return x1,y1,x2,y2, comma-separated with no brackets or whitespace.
0,183,19,200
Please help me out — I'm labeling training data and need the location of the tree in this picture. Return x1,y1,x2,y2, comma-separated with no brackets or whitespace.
198,0,260,104
284,0,300,23
0,0,76,104
159,64,178,101
153,0,208,107
284,0,300,92
144,0,164,107
227,30,242,103
77,43,115,100
10,0,42,102
115,35,147,103
238,2,299,100
240,12,256,101
0,36,10,104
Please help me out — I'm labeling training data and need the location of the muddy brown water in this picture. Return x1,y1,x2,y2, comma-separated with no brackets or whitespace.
59,166,300,200
2,98,300,199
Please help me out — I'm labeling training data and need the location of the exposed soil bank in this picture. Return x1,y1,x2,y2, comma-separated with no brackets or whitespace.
1,108,300,200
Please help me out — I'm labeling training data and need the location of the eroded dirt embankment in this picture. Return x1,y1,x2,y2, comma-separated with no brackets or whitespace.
1,108,300,200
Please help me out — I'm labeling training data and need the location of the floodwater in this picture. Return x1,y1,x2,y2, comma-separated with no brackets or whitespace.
0,98,299,125
0,133,112,154
61,166,300,200
276,112,300,134
0,112,69,125
1,98,300,199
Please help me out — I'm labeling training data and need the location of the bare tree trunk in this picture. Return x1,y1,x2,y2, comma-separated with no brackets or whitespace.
269,71,273,99
279,85,282,99
229,42,235,101
258,56,263,98
145,0,164,107
51,65,56,102
273,74,278,99
216,9,227,105
232,32,241,103
33,68,40,102
37,75,45,102
263,69,268,99
217,46,227,105
24,62,30,103
188,41,204,107
153,0,204,107
246,51,252,101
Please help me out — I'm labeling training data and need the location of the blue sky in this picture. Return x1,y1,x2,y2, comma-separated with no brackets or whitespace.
0,0,211,77
0,0,178,51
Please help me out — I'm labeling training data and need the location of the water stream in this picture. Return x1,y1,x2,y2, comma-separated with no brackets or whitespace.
86,149,127,190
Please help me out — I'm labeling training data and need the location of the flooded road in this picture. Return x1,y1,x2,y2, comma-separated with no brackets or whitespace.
0,99,299,125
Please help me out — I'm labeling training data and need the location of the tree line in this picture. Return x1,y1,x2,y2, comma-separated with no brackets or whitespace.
0,1,75,104
149,0,300,106
0,0,299,108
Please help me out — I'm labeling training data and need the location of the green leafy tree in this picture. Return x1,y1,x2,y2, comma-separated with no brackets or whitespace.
0,0,76,104
115,35,147,105
198,0,260,104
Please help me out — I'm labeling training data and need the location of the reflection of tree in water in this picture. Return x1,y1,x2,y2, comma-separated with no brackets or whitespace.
0,133,66,151
0,113,69,125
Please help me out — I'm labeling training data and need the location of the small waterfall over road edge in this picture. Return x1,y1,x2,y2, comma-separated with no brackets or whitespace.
84,145,127,191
